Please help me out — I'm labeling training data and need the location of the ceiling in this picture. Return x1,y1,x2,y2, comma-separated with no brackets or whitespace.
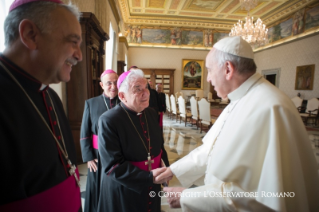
117,0,317,31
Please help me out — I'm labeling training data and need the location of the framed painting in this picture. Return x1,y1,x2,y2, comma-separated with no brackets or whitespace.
181,59,204,90
295,64,315,90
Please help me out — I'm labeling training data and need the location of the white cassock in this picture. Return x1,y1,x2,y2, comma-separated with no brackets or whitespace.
170,73,319,212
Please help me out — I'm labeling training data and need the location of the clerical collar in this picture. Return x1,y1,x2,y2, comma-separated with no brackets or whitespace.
40,84,47,91
0,54,47,92
103,93,118,100
228,73,263,102
121,102,144,116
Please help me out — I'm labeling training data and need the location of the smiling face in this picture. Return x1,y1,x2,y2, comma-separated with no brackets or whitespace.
206,49,228,99
123,77,150,112
100,73,118,98
36,7,82,84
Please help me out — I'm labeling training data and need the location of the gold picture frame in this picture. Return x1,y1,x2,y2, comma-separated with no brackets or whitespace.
181,59,204,90
295,64,315,90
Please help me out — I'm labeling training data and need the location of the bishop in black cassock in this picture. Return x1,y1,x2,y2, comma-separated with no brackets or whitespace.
0,0,82,211
0,55,80,210
97,69,169,212
80,69,119,212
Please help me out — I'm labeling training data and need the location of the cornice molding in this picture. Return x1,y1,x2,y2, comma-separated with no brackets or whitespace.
108,0,120,25
119,36,129,49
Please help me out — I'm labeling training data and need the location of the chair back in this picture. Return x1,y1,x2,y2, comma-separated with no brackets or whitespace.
306,98,319,114
165,93,171,112
207,92,212,101
291,96,303,108
178,96,187,116
195,89,204,99
170,95,177,114
175,92,182,102
190,96,198,118
198,98,211,122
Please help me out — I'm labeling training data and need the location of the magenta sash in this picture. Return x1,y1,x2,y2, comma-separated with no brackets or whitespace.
130,150,162,171
0,169,81,212
159,112,163,127
92,134,98,149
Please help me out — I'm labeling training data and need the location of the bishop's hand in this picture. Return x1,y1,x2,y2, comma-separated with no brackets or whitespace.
152,167,172,184
155,167,173,183
164,187,185,208
87,159,98,172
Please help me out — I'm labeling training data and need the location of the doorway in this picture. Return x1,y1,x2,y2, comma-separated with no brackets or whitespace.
261,68,281,88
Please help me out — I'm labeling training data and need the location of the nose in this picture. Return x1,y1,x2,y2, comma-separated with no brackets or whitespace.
111,82,117,89
74,45,83,62
143,88,150,97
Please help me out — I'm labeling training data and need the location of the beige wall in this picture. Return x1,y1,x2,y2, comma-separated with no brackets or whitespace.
255,33,319,100
128,47,209,96
128,34,319,101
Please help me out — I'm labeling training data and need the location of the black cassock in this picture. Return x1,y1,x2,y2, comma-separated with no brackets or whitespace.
0,55,81,211
80,94,119,212
98,103,169,212
158,92,166,113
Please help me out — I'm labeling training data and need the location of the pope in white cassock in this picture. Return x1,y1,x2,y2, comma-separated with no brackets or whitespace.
155,36,319,211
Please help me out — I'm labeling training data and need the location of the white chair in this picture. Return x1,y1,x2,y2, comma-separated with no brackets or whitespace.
175,92,182,103
170,95,180,122
190,96,200,129
165,93,171,118
198,98,216,133
178,96,192,126
300,98,319,125
291,96,303,111
195,89,204,100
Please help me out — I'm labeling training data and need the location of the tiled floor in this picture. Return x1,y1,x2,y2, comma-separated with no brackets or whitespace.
78,112,319,211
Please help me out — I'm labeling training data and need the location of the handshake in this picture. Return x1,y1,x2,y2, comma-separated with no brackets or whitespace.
151,167,173,184
151,167,186,208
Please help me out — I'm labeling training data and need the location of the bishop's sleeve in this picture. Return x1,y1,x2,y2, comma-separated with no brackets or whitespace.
80,101,94,162
98,115,153,194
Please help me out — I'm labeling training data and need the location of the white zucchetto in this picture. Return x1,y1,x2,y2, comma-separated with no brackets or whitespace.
213,36,254,59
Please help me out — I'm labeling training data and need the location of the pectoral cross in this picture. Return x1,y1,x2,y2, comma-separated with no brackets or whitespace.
145,153,154,171
68,159,81,187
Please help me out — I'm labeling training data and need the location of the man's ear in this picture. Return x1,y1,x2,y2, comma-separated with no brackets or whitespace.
118,92,125,102
225,61,235,80
19,19,40,50
99,81,104,90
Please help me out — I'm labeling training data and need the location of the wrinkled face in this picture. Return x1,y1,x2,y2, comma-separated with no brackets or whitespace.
100,73,118,98
36,7,82,84
156,84,162,92
125,77,150,112
206,49,228,98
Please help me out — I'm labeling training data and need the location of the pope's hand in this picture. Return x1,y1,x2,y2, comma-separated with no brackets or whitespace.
87,159,98,172
164,187,185,208
152,167,171,184
155,167,173,183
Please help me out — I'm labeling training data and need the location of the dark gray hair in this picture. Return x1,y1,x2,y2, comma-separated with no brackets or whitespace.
212,48,257,74
4,1,80,46
119,69,145,94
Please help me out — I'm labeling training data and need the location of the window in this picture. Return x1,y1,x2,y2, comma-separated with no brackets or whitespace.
0,0,14,52
105,23,115,70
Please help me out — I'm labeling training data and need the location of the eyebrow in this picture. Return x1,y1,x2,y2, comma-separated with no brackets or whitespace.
67,34,82,42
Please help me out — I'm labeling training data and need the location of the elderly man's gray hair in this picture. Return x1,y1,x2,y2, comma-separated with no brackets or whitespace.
212,48,257,75
119,69,145,94
4,1,80,47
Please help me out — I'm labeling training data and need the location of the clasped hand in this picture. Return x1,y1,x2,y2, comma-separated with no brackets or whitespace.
151,167,173,184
